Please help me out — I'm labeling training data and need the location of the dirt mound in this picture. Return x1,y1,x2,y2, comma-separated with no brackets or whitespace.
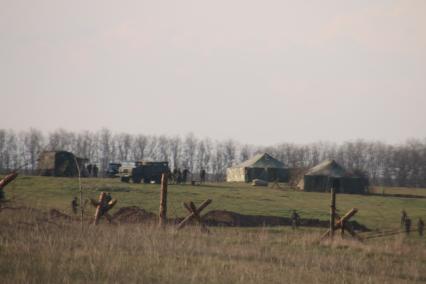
112,206,157,224
202,210,370,232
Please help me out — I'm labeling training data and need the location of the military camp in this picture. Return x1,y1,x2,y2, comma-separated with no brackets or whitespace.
226,153,289,183
1,1,426,281
297,159,366,194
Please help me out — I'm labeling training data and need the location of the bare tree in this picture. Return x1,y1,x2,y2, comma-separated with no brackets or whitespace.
115,133,133,162
0,127,424,186
181,133,197,172
133,134,148,160
75,131,96,161
168,136,181,170
239,144,251,164
98,128,114,171
22,128,44,171
47,129,75,151
196,138,212,172
211,142,226,181
223,139,236,168
156,135,169,162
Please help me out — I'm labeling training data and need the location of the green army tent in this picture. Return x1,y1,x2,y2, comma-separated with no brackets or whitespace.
297,160,365,194
37,151,88,177
226,153,289,183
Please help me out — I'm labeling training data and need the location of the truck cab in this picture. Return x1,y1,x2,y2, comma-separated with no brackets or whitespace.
106,162,122,177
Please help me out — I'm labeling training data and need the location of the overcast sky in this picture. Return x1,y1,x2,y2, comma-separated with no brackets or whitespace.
1,0,425,145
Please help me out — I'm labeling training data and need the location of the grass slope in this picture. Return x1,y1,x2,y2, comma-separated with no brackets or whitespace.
3,176,426,230
0,208,425,284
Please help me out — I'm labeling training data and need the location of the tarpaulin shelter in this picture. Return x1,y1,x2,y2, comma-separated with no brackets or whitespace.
297,160,365,194
226,153,289,182
37,151,88,177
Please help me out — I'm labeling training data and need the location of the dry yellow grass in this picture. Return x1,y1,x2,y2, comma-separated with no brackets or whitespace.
0,207,425,283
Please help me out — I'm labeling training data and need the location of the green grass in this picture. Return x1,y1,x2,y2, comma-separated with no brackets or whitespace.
1,176,426,283
4,176,426,230
0,208,425,284
370,186,426,197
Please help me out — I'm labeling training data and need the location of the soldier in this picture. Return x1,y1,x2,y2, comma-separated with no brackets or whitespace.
404,217,412,235
87,164,93,177
0,188,4,201
401,209,407,228
200,168,206,184
100,193,113,215
105,192,112,204
182,168,190,184
291,210,301,230
244,168,249,183
167,169,173,183
93,164,99,177
418,218,424,237
71,197,78,214
172,168,178,184
177,169,182,184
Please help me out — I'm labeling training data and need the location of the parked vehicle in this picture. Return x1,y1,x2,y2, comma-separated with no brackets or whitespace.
120,161,169,184
106,162,122,177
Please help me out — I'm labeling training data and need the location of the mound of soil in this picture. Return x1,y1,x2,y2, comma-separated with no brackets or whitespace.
112,206,157,224
202,210,370,232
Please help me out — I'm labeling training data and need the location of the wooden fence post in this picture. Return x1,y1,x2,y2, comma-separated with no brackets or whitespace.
330,186,336,239
159,173,168,227
94,192,106,225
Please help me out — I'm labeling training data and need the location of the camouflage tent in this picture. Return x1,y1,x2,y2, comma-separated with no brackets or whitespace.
297,160,365,194
226,153,289,182
37,151,88,177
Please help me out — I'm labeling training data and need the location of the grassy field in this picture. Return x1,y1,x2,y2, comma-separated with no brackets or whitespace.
3,176,426,230
369,186,426,197
0,208,425,283
1,176,426,283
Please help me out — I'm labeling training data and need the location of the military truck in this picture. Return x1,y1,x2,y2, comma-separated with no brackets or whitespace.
120,161,169,184
106,162,122,177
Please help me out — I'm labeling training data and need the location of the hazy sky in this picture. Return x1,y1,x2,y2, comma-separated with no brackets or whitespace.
1,0,425,145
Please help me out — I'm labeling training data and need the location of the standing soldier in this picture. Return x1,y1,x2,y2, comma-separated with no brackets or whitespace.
97,193,113,222
200,168,206,184
404,217,412,235
71,197,78,215
172,168,178,184
177,169,182,184
291,210,301,230
244,168,249,183
182,168,190,184
418,218,424,237
105,192,112,204
167,168,172,183
87,164,93,177
401,209,407,228
93,164,99,178
0,187,4,201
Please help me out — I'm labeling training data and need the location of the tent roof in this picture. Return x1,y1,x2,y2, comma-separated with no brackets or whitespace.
305,159,352,178
232,153,285,169
38,150,88,162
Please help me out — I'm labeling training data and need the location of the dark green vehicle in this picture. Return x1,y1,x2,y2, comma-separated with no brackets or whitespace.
120,161,169,184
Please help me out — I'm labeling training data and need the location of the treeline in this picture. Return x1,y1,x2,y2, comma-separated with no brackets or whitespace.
0,128,425,187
